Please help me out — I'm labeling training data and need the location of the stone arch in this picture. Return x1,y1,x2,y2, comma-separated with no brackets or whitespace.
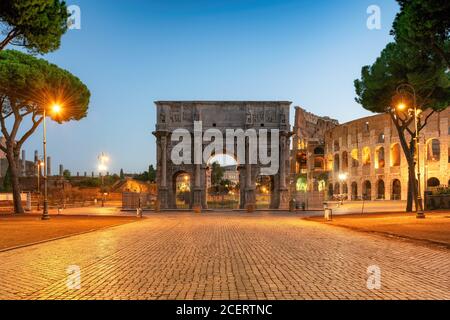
342,183,348,200
334,182,340,195
362,147,371,166
342,151,349,171
334,140,340,152
376,179,385,200
351,149,359,167
351,182,358,201
392,179,401,200
391,143,401,167
328,184,334,199
206,154,240,209
154,101,292,211
375,147,385,169
173,171,192,209
427,177,440,188
363,180,372,200
426,139,441,162
334,154,340,172
314,156,324,169
314,147,324,155
256,175,275,209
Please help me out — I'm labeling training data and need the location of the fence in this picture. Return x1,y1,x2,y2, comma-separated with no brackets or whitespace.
122,192,156,210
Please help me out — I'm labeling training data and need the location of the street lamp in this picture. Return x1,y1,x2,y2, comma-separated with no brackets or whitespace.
98,152,109,207
41,104,62,220
395,84,425,219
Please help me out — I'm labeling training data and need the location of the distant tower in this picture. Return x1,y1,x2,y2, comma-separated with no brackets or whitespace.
34,150,39,163
59,164,64,177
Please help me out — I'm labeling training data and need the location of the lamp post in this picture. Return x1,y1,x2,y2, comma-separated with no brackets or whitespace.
37,159,44,211
98,153,109,207
396,84,425,219
41,104,62,220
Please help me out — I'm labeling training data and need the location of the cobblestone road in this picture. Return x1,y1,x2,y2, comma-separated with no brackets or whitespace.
0,213,448,300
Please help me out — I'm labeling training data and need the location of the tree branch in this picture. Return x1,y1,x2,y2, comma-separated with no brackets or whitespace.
419,110,437,132
0,29,18,51
16,116,43,151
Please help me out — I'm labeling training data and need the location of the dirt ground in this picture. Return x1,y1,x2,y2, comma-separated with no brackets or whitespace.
306,211,450,248
0,214,140,251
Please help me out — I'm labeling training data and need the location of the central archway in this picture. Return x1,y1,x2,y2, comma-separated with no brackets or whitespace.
174,171,192,209
256,175,274,209
206,154,240,209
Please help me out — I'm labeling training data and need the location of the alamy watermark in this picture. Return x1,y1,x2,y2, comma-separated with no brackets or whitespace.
171,121,280,176
66,265,81,290
367,5,381,30
367,265,382,290
67,5,81,30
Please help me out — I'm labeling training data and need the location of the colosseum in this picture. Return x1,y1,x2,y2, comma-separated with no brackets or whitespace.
291,107,450,208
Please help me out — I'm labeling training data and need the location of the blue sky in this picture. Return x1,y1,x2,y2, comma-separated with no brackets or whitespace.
18,0,399,174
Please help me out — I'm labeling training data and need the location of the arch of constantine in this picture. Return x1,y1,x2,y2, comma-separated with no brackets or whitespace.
153,101,292,211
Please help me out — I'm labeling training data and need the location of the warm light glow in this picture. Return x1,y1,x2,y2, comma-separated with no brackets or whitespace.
338,173,348,182
51,104,62,114
397,103,407,111
98,164,107,172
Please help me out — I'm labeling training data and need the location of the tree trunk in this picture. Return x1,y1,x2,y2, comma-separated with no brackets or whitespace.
407,160,418,213
6,147,25,214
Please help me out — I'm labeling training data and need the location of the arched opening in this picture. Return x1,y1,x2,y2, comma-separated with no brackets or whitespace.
314,147,324,155
363,181,372,200
377,133,385,143
351,149,359,167
328,184,334,199
206,154,240,209
342,151,349,171
362,147,371,166
342,183,348,200
174,172,192,209
334,154,340,172
351,182,358,201
392,179,401,200
314,156,324,170
375,147,385,169
256,175,274,209
334,140,340,152
427,177,440,188
334,183,340,195
377,180,385,200
296,152,307,173
427,139,441,162
391,143,401,167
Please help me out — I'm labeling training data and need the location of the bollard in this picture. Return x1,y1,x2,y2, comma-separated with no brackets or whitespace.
26,192,32,212
193,205,202,214
289,199,296,212
324,208,333,221
136,208,143,218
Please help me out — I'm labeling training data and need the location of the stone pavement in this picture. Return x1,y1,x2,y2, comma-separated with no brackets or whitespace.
0,213,448,300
